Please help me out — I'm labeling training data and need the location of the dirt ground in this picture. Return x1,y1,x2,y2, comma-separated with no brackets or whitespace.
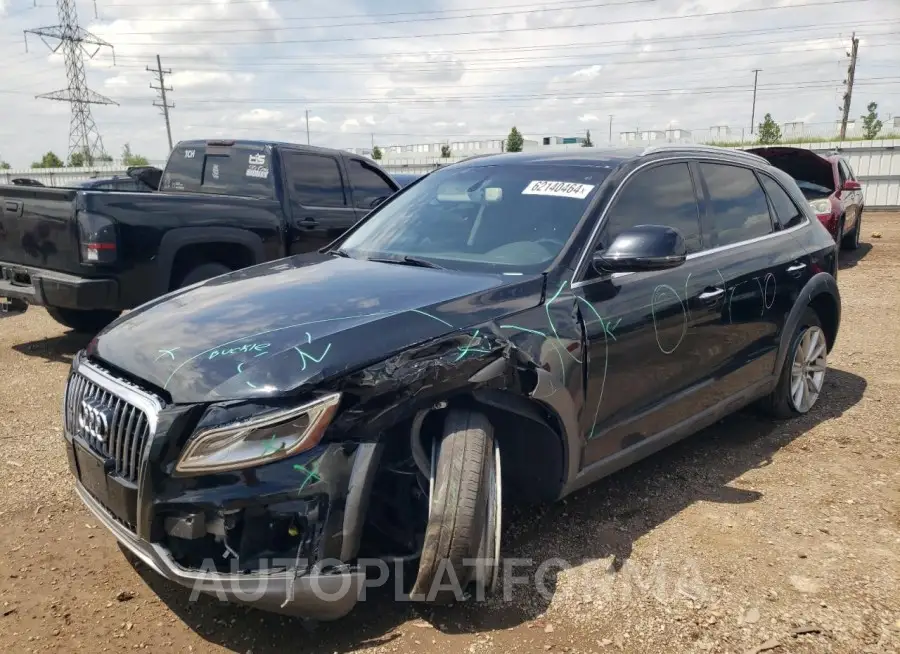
1,213,898,654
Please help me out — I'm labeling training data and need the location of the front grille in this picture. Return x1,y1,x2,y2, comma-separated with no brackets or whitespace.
65,369,151,482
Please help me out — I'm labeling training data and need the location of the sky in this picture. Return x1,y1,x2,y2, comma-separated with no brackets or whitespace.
1,0,899,167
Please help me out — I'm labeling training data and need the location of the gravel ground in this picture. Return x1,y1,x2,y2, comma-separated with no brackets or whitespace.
1,213,898,654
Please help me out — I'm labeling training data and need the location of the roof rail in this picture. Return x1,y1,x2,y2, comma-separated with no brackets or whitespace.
641,143,769,164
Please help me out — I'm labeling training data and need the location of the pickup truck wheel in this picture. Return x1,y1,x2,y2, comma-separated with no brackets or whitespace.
760,308,826,419
176,263,232,289
45,307,121,333
410,409,500,604
841,211,861,250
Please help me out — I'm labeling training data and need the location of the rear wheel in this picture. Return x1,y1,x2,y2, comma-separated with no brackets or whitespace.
410,409,501,604
760,308,827,419
841,211,861,250
176,262,232,289
45,307,120,333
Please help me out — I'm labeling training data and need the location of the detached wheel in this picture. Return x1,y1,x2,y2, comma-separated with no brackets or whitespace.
410,409,501,604
841,211,861,251
761,308,827,419
45,307,120,333
176,262,232,289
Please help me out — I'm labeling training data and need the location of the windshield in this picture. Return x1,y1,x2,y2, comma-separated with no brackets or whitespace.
338,163,608,273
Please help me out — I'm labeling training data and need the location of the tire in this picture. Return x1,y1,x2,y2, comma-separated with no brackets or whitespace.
45,307,121,333
410,409,499,604
176,263,232,289
841,210,861,251
760,308,827,419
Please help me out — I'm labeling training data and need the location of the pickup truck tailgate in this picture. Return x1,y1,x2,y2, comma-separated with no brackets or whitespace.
0,186,82,272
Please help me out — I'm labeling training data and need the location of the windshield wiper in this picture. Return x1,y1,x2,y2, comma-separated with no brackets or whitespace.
328,248,352,258
367,255,445,270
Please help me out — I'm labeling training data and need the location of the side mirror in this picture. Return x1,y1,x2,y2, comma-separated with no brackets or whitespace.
842,179,861,191
592,224,687,274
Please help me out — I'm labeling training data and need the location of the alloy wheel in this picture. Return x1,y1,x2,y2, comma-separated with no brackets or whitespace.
789,325,827,413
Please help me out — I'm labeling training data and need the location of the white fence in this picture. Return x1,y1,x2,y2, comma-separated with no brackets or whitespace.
5,141,898,209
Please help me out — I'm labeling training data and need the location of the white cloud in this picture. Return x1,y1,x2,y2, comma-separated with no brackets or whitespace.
571,65,603,80
236,109,284,124
578,113,600,123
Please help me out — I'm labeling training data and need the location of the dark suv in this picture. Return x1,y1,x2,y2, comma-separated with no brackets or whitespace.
62,145,840,621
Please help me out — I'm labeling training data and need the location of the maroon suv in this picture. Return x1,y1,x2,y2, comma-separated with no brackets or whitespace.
748,146,864,250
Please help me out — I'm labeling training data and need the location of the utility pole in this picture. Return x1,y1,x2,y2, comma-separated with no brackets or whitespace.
608,114,614,144
839,33,859,141
750,69,762,135
148,54,174,153
305,109,310,145
25,0,117,164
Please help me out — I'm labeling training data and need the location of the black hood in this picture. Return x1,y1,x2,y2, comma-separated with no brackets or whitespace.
88,254,544,404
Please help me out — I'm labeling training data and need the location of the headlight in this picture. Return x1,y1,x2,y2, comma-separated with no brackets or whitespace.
809,199,832,214
175,392,341,475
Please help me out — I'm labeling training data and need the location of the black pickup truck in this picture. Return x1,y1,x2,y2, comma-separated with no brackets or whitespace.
0,140,400,332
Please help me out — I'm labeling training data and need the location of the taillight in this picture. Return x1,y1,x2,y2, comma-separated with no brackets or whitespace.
77,211,117,264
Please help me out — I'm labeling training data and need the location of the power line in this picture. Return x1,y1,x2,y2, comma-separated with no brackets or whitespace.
82,0,873,43
147,54,174,153
95,19,899,63
84,41,900,77
95,0,653,25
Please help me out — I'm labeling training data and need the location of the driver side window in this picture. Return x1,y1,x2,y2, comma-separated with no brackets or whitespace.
601,162,703,254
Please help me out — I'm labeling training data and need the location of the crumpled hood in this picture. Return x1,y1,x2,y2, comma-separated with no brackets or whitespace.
88,254,543,403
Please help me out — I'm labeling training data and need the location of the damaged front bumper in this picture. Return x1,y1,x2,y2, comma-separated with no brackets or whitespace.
64,357,383,620
75,481,366,620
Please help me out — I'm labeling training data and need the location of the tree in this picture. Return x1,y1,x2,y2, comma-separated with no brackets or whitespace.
440,144,452,158
68,151,88,167
505,126,524,153
98,153,114,163
122,143,149,166
31,151,64,168
861,101,883,140
757,113,782,145
372,145,382,160
582,130,593,147
0,161,10,170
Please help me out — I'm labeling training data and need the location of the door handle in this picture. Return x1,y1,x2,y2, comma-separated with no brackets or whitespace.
786,263,806,273
301,217,318,228
698,287,725,302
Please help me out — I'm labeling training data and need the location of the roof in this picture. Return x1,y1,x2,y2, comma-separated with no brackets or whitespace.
451,144,769,169
174,138,360,159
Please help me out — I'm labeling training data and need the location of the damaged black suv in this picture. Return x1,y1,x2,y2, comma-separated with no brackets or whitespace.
63,145,840,620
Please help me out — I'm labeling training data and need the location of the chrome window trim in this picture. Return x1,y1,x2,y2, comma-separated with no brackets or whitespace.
570,154,810,290
71,360,163,539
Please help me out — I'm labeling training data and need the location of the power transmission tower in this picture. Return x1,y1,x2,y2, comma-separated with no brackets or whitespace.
147,55,175,153
750,69,762,135
839,32,859,140
24,0,117,165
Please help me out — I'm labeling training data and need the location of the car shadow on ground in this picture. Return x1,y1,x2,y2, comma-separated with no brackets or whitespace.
839,241,872,270
11,331,92,365
126,367,867,654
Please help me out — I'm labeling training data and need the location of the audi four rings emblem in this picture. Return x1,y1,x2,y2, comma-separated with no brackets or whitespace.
78,398,112,443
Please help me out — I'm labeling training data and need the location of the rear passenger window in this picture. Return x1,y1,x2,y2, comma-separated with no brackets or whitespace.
699,163,773,247
347,159,397,209
282,152,347,207
602,162,702,253
760,175,804,229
